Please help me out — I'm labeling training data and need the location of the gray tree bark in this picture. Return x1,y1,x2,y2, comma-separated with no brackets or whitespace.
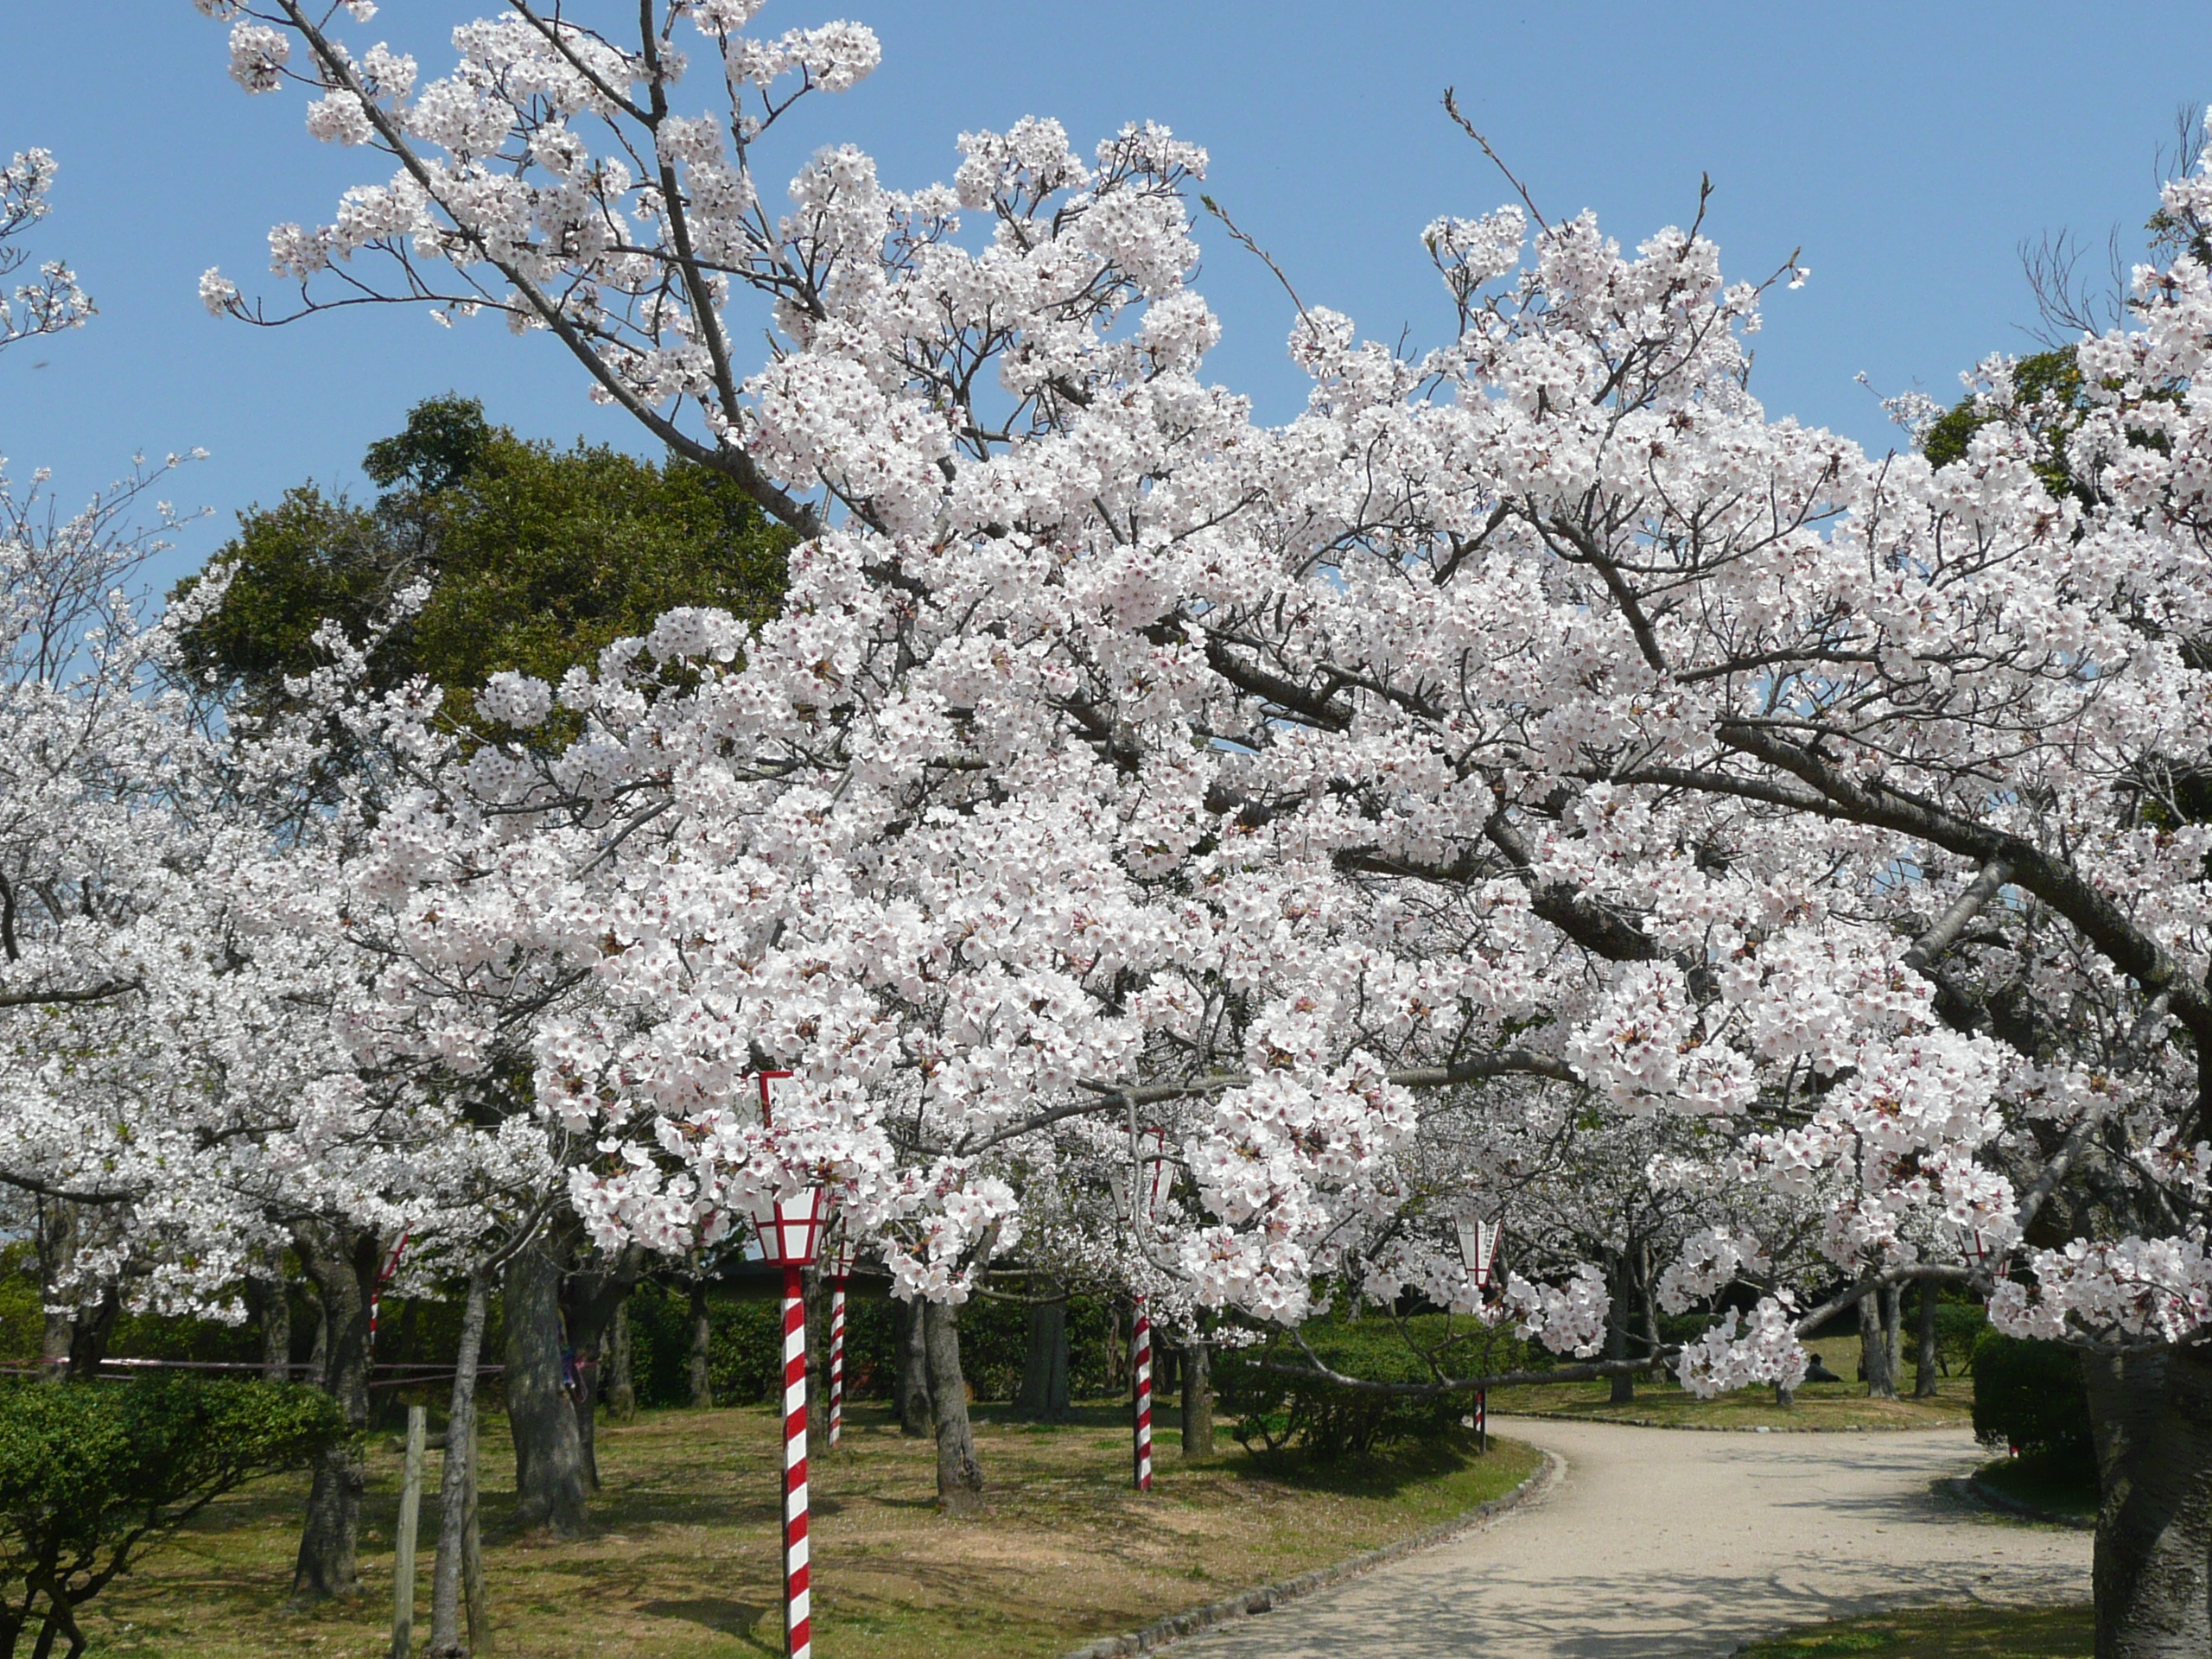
1913,1281,1941,1399
427,1267,489,1658
1881,1284,1903,1388
896,1298,931,1437
61,1287,119,1382
1014,1298,1071,1421
502,1238,588,1537
922,1300,982,1513
2083,1345,2212,1657
1605,1254,1636,1405
563,1244,644,1491
1637,1240,1663,1380
686,1272,714,1410
1179,1339,1213,1460
252,1271,293,1381
1858,1290,1897,1400
606,1298,637,1423
292,1221,379,1602
34,1199,75,1382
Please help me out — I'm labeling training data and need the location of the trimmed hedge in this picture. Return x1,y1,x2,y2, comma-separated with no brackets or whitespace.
1971,1331,2094,1475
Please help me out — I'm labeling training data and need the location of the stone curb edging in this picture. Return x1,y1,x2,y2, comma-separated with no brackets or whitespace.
1054,1447,1564,1659
1948,1473,2095,1531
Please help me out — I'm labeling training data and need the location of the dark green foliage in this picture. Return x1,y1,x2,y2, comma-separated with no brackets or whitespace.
621,1281,1129,1408
173,394,790,735
1971,1331,2094,1475
1216,1314,1529,1462
1929,1301,1990,1376
1920,347,2088,499
0,1377,343,1656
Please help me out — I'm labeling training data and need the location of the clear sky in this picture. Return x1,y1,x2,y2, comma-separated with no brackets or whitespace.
2,3,2204,594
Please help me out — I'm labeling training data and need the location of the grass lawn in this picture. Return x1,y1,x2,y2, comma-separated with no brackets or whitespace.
1492,1334,1979,1430
1974,1452,2098,1521
1732,1604,2093,1656
82,1401,1538,1659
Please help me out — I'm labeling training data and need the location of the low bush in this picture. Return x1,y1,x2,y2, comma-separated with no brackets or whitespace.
1970,1331,2094,1476
0,1376,343,1658
1216,1314,1528,1461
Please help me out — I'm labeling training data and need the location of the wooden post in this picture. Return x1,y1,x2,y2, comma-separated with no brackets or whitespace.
462,1411,491,1655
391,1405,427,1659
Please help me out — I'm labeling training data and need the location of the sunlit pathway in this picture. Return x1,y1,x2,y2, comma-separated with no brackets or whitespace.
1174,1417,2090,1659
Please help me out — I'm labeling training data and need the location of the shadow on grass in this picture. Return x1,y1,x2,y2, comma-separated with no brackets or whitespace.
1976,1451,2098,1519
1228,1433,1489,1500
637,1596,774,1641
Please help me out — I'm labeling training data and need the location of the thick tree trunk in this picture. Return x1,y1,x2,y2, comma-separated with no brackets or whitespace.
1637,1241,1663,1380
563,1245,643,1491
38,1308,69,1379
1859,1291,1897,1400
33,1199,75,1382
61,1288,119,1382
1881,1285,1903,1387
252,1273,294,1382
427,1268,489,1658
922,1301,983,1514
1913,1281,1941,1399
305,1282,329,1382
1015,1299,1071,1421
503,1239,588,1537
686,1274,714,1410
2083,1345,2212,1658
292,1222,379,1602
1179,1339,1213,1460
896,1298,932,1437
606,1299,637,1423
1605,1255,1635,1405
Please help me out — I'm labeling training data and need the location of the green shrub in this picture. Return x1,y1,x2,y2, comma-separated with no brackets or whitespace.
1930,1301,1988,1376
1216,1315,1525,1462
1971,1332,2094,1476
0,1376,343,1657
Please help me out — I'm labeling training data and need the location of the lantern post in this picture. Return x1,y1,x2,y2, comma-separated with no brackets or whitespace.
748,1071,827,1659
368,1229,410,1355
1107,1124,1169,1492
821,1217,857,1449
1453,1205,1503,1454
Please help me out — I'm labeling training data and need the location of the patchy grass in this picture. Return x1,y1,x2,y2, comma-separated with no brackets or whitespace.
1732,1603,2092,1656
1975,1452,2098,1521
1492,1334,1977,1430
82,1401,1539,1659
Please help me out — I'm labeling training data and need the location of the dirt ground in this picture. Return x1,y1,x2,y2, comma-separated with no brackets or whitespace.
83,1402,1537,1659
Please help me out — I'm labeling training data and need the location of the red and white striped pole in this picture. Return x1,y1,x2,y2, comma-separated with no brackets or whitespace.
368,1230,409,1354
827,1279,847,1448
1131,1297,1153,1492
780,1262,812,1659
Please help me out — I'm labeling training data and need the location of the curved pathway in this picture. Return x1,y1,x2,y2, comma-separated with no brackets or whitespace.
1177,1417,2090,1659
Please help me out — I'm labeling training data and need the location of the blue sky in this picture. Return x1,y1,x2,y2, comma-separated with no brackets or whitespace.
3,3,2204,594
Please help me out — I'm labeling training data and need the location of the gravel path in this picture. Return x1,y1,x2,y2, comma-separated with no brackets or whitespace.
1174,1416,2091,1659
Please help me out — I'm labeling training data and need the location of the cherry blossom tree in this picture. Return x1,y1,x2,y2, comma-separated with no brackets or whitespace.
194,6,2212,1647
